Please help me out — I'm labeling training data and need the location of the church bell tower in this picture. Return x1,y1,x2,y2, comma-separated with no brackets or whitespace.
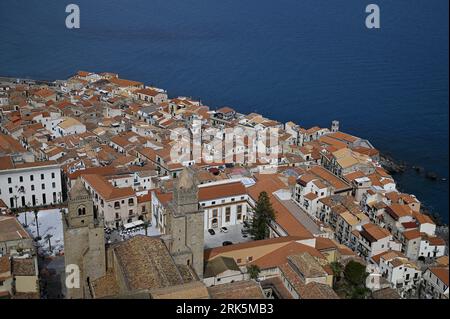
63,178,106,298
165,167,204,279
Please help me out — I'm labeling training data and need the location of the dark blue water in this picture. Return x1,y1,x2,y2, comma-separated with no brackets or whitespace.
0,0,448,222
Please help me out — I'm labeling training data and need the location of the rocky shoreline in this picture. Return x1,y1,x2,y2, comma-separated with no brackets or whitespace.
379,152,448,231
379,153,447,182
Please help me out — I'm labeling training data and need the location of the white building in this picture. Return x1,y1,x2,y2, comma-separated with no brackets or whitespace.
354,223,401,259
199,181,249,230
422,267,449,299
378,252,421,298
418,234,446,259
203,256,245,287
56,117,86,137
0,156,62,208
81,174,140,229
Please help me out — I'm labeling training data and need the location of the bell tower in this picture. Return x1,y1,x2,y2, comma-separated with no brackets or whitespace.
331,120,339,133
63,178,106,298
165,167,204,279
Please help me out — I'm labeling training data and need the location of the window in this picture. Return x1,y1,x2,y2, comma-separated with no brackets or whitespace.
78,207,86,216
51,172,55,179
225,207,231,222
114,202,120,209
115,213,119,219
19,176,23,182
8,177,11,184
237,205,242,220
129,210,133,216
248,256,253,262
41,174,44,180
9,187,12,194
42,194,46,205
42,184,45,190
141,206,145,213
236,258,242,263
212,209,218,218
31,185,35,191
52,182,56,188
30,175,34,181
128,198,134,206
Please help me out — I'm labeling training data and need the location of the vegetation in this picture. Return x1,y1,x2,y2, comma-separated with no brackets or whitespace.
247,265,261,280
344,260,368,286
249,192,276,240
330,261,343,284
333,260,371,299
33,208,41,240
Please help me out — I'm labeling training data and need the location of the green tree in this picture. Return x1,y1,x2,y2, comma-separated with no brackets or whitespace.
343,260,370,299
344,260,367,286
330,261,343,284
247,265,261,280
250,192,275,240
143,220,151,236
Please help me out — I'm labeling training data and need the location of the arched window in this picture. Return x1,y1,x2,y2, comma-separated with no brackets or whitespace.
78,206,86,216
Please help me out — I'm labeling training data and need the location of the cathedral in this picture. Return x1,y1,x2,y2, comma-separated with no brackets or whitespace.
62,168,206,299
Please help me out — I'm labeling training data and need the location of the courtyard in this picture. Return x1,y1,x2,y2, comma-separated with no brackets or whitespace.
204,223,252,249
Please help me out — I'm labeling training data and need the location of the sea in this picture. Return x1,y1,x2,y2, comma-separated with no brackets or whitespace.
0,0,448,222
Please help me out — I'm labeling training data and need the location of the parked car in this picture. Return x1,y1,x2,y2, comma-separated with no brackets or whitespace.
220,227,228,233
208,229,215,235
222,241,233,246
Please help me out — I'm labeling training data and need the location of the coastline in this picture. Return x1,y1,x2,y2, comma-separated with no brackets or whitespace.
1,73,448,231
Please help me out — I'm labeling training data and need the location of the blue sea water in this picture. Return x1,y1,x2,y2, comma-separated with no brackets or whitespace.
0,0,448,222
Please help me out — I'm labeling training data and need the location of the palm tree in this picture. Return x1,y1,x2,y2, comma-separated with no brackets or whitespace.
44,234,53,252
143,220,151,236
23,202,31,227
33,208,41,240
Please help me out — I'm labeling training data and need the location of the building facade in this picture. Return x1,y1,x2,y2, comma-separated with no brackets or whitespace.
0,157,62,208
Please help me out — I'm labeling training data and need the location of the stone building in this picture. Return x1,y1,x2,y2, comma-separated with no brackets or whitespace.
63,168,206,298
62,178,106,299
163,167,205,279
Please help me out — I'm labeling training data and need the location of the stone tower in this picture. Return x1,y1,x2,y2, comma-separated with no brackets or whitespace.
63,178,106,299
331,120,339,133
165,167,204,279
